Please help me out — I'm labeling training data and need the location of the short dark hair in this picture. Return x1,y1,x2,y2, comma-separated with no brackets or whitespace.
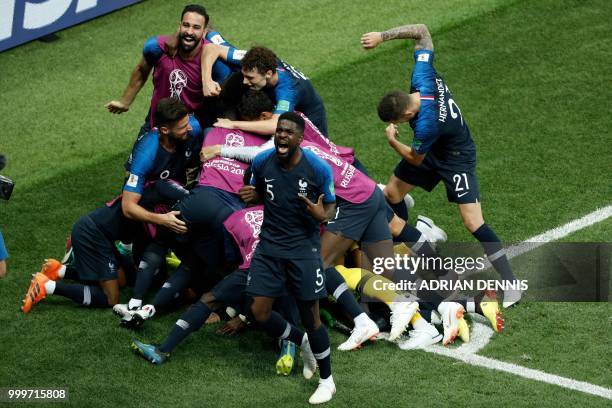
278,111,305,135
241,46,277,75
238,90,274,120
181,4,209,26
155,98,188,128
377,90,412,122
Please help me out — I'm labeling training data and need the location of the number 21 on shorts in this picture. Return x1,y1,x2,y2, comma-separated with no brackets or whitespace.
453,173,470,194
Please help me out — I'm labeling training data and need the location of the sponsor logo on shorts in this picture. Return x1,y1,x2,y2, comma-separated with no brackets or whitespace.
417,53,430,62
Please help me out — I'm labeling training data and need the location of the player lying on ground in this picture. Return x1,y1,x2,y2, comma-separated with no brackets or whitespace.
22,98,201,312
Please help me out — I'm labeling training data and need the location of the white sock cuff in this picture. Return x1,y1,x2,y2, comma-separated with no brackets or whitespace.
44,280,56,295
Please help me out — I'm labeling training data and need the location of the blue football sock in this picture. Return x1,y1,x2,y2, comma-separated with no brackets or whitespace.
133,243,166,300
308,325,332,379
54,282,108,307
152,264,192,309
388,199,408,221
159,301,210,353
325,267,362,319
259,311,304,345
472,224,516,281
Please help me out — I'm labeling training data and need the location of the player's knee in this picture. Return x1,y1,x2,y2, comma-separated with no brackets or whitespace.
324,267,345,293
383,186,402,204
200,291,218,308
389,215,405,237
250,301,272,323
462,215,484,233
200,291,215,304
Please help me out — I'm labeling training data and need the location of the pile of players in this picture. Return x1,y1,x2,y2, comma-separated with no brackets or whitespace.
20,5,520,405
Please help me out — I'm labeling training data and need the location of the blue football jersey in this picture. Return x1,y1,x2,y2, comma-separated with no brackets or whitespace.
250,148,335,258
224,47,326,132
409,50,476,162
124,115,203,195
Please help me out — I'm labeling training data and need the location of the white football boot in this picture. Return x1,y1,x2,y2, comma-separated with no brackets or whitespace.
397,322,442,350
388,301,419,341
437,302,465,346
337,316,379,351
416,215,448,244
308,377,336,404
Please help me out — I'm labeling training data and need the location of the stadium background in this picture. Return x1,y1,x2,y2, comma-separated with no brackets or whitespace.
0,0,610,406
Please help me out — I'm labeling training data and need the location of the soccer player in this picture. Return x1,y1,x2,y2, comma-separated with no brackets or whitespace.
131,206,299,374
361,23,520,307
240,112,337,404
105,4,237,131
21,98,202,312
200,45,328,136
115,93,274,326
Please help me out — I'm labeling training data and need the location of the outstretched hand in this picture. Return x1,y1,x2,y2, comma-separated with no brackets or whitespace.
105,100,129,114
216,316,246,335
200,145,221,162
160,210,187,234
239,185,259,204
361,32,383,49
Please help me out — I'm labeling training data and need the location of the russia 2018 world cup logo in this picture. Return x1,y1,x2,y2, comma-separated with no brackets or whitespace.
225,133,245,148
245,210,264,238
169,69,187,98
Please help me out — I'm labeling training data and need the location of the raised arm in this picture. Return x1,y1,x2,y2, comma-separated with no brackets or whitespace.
105,56,152,114
361,23,433,51
201,43,231,96
214,115,279,136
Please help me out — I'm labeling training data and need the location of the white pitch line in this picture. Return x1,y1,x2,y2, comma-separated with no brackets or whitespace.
426,342,612,400
505,204,612,260
423,204,612,399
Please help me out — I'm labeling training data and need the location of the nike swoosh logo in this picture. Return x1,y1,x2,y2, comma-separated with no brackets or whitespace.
264,178,275,182
314,286,325,293
457,191,469,198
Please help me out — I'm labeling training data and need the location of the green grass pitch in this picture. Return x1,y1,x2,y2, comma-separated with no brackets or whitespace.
0,0,610,406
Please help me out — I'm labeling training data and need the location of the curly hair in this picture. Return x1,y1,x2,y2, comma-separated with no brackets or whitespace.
241,46,277,75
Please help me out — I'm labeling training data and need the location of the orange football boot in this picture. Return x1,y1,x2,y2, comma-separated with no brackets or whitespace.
21,272,49,313
39,258,63,281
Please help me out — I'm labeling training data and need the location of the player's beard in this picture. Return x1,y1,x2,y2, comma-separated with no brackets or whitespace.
179,33,199,53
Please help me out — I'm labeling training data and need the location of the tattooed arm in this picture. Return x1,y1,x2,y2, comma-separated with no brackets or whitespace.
361,23,433,51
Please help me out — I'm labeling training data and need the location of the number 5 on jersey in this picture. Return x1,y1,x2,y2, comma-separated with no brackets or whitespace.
265,182,274,201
